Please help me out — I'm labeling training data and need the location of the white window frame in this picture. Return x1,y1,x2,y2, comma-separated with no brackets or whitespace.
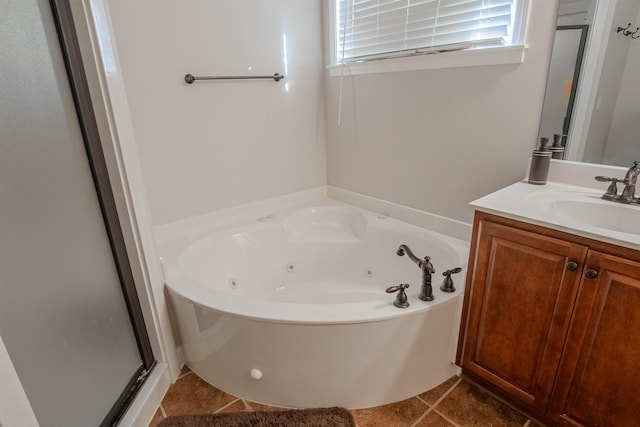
328,0,530,77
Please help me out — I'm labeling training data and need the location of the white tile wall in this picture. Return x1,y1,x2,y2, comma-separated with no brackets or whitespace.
108,0,326,226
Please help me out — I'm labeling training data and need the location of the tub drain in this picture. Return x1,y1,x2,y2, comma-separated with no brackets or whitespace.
228,279,238,289
364,268,374,278
286,263,295,273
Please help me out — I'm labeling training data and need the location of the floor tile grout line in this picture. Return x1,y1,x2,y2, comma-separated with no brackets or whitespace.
214,397,241,414
411,396,433,426
427,377,463,411
433,408,461,427
177,370,193,381
407,397,432,427
409,407,432,427
152,374,535,427
242,399,255,411
410,377,463,427
414,395,432,407
157,369,190,421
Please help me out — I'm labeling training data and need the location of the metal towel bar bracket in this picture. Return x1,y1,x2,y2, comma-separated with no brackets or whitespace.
184,73,284,84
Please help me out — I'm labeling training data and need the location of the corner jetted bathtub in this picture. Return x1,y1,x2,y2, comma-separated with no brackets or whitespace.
162,198,469,409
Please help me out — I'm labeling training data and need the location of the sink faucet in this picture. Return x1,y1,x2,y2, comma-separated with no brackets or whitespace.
396,244,435,301
595,161,640,204
621,161,640,202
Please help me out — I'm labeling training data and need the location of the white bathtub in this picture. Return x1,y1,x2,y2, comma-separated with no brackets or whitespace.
162,198,469,409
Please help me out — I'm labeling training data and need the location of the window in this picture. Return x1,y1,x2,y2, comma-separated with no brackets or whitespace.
331,0,527,74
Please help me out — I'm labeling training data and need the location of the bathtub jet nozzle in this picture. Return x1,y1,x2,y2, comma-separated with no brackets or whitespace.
396,244,435,302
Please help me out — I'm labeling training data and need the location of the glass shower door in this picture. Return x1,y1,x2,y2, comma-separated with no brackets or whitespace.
0,0,152,425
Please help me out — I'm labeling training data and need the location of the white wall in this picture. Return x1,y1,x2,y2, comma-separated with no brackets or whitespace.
556,0,595,25
605,3,640,165
108,0,563,227
108,0,326,226
324,2,560,223
582,0,639,164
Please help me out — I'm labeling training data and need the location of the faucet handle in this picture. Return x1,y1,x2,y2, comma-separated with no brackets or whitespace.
386,284,410,308
440,267,462,293
620,180,636,202
595,176,621,200
386,284,409,292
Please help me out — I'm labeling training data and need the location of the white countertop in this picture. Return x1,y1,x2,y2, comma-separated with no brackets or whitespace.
471,180,640,251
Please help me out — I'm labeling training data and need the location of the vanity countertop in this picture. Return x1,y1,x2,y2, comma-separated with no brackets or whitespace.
471,180,640,251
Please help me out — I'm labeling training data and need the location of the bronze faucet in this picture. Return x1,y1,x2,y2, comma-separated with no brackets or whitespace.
396,244,435,301
595,161,640,204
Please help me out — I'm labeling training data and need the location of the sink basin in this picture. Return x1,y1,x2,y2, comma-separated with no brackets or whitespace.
528,191,640,236
552,199,640,235
472,180,640,250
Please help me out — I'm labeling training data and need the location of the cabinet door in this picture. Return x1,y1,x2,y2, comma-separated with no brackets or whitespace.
460,218,587,414
550,251,640,426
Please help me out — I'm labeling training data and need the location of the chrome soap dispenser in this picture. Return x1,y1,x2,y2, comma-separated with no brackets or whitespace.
528,137,552,185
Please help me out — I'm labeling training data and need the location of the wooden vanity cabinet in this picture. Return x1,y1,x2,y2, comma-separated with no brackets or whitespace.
548,250,640,426
457,213,587,417
457,212,640,427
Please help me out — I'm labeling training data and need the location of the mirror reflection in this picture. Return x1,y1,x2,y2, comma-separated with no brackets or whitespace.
538,0,640,166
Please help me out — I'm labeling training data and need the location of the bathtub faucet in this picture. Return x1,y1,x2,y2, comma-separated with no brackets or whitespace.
396,244,435,301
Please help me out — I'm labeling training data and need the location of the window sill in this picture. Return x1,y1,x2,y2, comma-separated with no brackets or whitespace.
328,44,526,77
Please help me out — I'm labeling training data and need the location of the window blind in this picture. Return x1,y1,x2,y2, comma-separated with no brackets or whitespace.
336,0,515,62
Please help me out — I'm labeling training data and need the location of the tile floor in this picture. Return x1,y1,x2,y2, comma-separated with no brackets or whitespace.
149,367,542,426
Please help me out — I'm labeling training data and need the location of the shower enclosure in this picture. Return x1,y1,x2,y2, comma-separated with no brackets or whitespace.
0,0,154,425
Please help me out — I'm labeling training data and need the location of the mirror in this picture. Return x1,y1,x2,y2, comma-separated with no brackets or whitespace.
538,0,640,167
538,24,589,153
